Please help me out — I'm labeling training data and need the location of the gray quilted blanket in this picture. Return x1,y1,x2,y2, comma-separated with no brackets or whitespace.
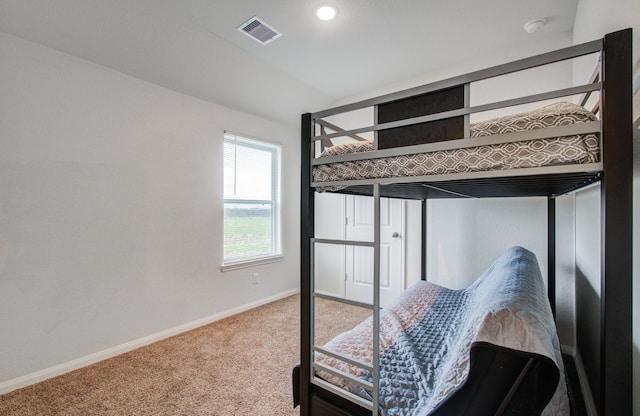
316,247,569,415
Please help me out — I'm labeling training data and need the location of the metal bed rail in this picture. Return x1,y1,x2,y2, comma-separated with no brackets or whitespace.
309,184,383,415
311,39,601,120
311,82,601,145
308,38,604,181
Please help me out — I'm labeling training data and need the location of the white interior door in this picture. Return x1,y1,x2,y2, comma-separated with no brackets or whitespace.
313,193,346,297
345,195,405,307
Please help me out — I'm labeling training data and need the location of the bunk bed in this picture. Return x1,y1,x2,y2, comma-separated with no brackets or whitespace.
297,29,632,415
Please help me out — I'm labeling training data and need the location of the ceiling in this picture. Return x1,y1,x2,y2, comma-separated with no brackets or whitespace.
0,0,580,125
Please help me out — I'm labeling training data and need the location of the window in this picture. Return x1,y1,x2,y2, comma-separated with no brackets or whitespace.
222,133,281,269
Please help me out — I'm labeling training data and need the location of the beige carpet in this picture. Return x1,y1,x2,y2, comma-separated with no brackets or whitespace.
0,295,370,416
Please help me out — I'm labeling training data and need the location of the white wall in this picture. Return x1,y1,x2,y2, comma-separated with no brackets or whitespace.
0,32,300,386
426,198,549,289
334,33,575,109
554,193,577,353
573,0,640,71
572,0,640,413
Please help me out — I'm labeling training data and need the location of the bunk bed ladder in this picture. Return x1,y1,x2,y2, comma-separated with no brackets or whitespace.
303,112,384,415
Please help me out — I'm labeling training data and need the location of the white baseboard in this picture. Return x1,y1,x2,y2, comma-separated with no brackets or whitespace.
573,349,598,416
560,344,576,357
0,289,299,396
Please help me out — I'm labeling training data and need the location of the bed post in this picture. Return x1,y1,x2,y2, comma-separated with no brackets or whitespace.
547,197,556,319
600,28,632,416
421,200,427,280
300,113,313,416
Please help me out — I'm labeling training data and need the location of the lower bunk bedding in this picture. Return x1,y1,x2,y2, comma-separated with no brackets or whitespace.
309,246,569,415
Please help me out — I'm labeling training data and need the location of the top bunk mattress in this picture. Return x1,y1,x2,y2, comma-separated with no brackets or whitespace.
313,102,600,190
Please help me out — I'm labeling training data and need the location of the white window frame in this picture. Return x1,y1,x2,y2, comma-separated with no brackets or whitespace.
221,132,282,271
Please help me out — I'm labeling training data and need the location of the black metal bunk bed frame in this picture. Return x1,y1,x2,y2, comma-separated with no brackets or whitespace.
299,29,632,415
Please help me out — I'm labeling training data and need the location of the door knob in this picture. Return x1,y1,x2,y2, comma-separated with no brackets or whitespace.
392,232,400,238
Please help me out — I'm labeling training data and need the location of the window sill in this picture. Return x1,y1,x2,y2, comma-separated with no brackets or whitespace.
220,254,284,272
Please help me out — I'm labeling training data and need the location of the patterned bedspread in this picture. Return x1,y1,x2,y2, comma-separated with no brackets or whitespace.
315,247,569,415
313,102,599,191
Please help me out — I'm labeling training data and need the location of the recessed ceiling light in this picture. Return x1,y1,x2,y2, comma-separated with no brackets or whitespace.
315,5,337,21
523,18,546,34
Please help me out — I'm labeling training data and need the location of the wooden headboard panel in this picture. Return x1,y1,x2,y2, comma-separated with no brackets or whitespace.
377,85,465,149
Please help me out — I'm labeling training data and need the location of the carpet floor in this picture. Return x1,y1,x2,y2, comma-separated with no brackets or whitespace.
0,294,370,415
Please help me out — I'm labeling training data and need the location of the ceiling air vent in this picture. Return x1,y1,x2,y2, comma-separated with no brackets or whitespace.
237,16,282,45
